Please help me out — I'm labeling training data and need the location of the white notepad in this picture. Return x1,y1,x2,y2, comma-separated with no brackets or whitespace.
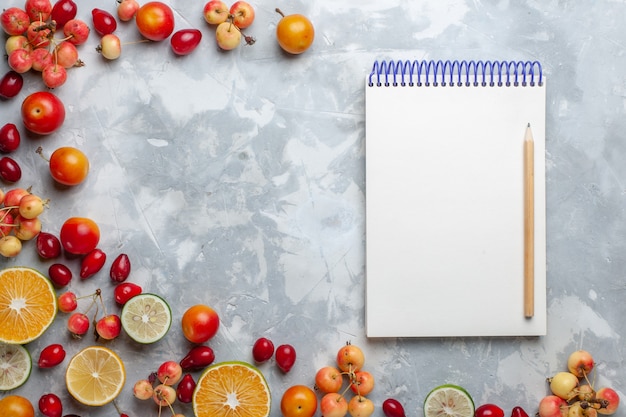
365,60,547,337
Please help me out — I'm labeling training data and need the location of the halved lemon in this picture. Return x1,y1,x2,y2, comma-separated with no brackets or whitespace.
193,361,271,417
0,342,31,390
423,384,475,417
0,267,56,344
121,293,172,344
65,345,126,406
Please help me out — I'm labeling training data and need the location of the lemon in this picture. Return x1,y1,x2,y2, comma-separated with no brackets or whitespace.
65,345,126,406
121,293,172,344
423,384,475,417
0,342,31,390
193,361,271,417
0,267,56,344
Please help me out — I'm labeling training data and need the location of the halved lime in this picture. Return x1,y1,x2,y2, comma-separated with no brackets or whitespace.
423,384,475,417
121,293,172,344
0,342,32,390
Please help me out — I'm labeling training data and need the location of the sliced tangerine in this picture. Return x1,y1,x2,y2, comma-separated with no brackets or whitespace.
193,361,271,417
0,267,56,344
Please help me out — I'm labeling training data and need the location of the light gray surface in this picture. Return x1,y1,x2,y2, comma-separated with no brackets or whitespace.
0,0,624,416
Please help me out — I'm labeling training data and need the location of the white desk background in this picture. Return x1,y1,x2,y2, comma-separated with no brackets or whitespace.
0,1,624,416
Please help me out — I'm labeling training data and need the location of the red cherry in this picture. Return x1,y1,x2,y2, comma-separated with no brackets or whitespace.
38,343,66,368
0,156,21,182
80,248,106,279
37,232,62,259
179,345,215,371
275,344,296,373
51,0,77,27
475,404,505,417
67,312,90,335
170,29,202,56
176,373,196,403
48,263,72,287
252,337,274,363
92,8,117,35
511,406,530,417
39,393,63,417
382,398,406,417
0,123,21,153
0,70,24,100
114,282,142,305
110,253,131,282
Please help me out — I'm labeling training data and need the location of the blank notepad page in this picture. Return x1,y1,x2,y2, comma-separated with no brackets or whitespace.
365,60,547,337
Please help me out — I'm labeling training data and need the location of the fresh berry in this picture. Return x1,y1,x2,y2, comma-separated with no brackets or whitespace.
95,314,122,340
48,263,73,287
275,344,296,373
51,0,78,27
382,398,406,417
38,343,66,368
511,406,529,417
0,156,22,182
67,312,90,336
475,404,505,417
80,248,106,279
92,8,117,35
0,70,24,99
39,393,63,417
0,123,21,153
114,282,142,305
252,337,274,363
37,232,62,259
57,291,77,312
176,373,196,403
110,253,131,282
180,345,215,371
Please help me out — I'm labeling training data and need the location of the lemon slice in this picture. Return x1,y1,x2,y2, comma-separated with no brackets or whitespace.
0,267,57,344
193,361,271,417
121,293,172,344
423,384,475,417
65,346,126,406
0,342,31,390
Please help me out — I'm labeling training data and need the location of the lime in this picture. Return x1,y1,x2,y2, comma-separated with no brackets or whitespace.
193,361,271,417
0,342,31,390
423,384,475,417
121,293,172,344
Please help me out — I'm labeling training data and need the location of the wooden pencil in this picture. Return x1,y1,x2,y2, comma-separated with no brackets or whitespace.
524,123,535,318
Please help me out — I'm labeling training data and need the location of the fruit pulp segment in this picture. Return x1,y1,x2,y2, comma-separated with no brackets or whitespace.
193,362,270,417
65,346,125,406
0,342,31,389
0,267,56,344
424,386,475,417
121,294,171,343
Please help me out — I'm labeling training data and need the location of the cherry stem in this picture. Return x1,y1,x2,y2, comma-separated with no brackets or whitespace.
81,289,104,317
113,400,123,415
35,146,50,163
96,288,108,316
275,8,285,18
122,39,151,46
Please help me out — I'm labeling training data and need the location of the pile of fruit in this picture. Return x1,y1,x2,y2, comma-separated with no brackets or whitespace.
1,0,316,79
2,0,91,88
539,350,620,417
0,0,320,414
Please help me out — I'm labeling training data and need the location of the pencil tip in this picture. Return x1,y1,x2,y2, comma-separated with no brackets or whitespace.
527,122,531,127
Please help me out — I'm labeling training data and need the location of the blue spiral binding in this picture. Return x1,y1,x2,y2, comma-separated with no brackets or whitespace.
368,60,543,87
